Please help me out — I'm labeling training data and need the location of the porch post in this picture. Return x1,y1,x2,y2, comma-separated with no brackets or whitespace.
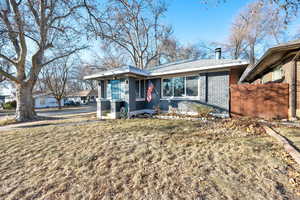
125,77,136,118
97,80,103,119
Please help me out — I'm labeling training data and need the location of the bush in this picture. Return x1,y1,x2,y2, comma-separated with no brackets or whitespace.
192,104,214,117
3,100,17,110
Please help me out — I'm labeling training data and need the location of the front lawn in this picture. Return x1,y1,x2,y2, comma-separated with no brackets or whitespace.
1,118,300,199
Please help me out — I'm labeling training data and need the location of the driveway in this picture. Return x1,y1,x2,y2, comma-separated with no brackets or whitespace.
0,104,97,119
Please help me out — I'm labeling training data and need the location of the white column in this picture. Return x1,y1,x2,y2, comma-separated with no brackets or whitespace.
97,81,102,119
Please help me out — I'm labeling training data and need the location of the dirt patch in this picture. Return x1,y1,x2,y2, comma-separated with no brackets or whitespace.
0,118,300,199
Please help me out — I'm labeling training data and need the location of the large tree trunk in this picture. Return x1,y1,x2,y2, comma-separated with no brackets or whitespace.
56,98,62,110
15,83,37,122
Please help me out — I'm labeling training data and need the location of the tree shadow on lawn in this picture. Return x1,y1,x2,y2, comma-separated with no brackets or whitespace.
0,116,64,127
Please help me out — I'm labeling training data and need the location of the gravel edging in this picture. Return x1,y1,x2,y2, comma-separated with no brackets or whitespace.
154,115,214,121
263,126,300,165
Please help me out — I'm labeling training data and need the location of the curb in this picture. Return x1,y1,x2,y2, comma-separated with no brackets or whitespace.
263,126,300,165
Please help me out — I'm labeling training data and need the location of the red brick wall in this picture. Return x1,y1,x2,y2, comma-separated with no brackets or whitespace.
229,68,244,85
230,83,289,119
297,61,300,117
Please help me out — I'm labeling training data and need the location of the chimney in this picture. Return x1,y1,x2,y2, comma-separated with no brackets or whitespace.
215,48,221,60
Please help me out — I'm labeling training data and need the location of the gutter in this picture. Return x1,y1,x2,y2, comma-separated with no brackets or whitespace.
148,61,249,77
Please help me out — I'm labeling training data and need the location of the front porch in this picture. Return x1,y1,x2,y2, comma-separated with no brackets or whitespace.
90,66,154,119
97,98,155,119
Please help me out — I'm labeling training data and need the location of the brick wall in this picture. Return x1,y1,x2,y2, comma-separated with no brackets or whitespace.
229,68,244,85
297,61,300,117
230,83,289,119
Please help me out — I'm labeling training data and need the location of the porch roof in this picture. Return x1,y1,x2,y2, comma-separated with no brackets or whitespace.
83,65,149,80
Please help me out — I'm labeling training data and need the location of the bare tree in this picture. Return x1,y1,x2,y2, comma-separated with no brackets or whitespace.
84,0,171,69
202,0,300,23
0,0,86,121
225,1,287,63
40,57,71,109
157,38,211,64
268,0,300,23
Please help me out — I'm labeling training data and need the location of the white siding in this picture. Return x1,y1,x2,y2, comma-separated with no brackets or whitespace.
34,96,64,108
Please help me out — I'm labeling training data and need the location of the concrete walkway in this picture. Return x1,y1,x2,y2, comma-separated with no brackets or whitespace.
264,126,300,165
0,105,97,132
0,105,96,119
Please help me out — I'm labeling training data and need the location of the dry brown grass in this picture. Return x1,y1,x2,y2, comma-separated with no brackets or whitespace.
0,117,16,126
1,118,300,199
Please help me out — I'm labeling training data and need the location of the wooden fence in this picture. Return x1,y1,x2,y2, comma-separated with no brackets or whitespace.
230,83,289,119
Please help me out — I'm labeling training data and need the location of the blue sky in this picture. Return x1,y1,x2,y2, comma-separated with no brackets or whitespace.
164,0,299,44
163,0,252,44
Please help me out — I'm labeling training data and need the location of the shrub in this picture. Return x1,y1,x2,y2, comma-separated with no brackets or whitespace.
3,101,17,110
192,104,214,117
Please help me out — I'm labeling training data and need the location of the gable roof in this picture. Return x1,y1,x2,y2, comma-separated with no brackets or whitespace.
239,39,300,83
84,59,249,80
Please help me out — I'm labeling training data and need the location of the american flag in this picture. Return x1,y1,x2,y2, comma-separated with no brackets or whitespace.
147,81,154,102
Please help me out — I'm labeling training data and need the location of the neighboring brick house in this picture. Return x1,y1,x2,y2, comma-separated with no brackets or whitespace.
84,49,248,119
239,39,300,119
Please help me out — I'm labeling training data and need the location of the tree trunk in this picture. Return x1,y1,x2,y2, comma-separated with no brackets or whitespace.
249,43,256,65
15,83,37,122
57,98,62,110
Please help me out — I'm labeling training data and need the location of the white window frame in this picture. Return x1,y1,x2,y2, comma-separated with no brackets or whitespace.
136,79,146,101
272,66,284,81
161,75,199,100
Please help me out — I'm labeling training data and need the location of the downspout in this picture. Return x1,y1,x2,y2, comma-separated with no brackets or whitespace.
291,51,300,119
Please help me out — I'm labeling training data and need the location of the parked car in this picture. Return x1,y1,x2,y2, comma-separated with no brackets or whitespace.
65,100,81,107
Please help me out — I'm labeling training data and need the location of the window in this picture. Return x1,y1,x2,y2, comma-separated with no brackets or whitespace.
162,75,199,98
163,78,173,97
106,80,111,98
40,97,46,105
135,80,140,98
106,79,125,100
140,80,145,98
272,66,284,81
135,80,145,99
186,76,198,96
173,77,185,97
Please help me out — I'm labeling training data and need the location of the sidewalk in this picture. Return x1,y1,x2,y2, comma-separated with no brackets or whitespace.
273,126,300,151
0,112,97,132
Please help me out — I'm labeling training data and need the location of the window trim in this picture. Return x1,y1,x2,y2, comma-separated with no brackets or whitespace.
161,75,199,100
135,79,146,101
272,65,284,81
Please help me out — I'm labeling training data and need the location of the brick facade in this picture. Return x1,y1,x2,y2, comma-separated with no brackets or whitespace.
229,68,244,85
297,61,300,117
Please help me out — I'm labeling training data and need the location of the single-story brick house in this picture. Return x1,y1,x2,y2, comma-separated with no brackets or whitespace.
85,49,248,119
239,39,300,119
